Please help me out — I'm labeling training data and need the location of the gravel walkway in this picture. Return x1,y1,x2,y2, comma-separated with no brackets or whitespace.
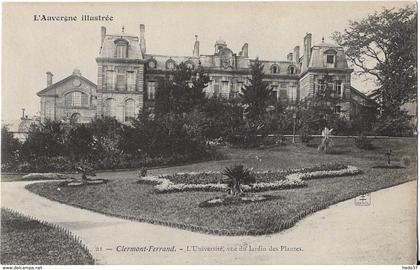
1,180,417,264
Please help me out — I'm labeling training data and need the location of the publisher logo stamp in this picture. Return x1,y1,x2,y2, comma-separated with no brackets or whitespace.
355,193,371,206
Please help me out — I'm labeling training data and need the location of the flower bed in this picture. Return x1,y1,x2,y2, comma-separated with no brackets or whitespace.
138,164,361,193
22,173,67,180
165,163,348,184
199,194,281,208
58,179,110,188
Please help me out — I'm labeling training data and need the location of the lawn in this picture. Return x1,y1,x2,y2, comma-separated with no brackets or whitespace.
26,138,417,235
1,208,94,265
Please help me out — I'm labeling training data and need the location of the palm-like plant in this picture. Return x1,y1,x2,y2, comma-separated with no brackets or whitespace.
223,165,256,197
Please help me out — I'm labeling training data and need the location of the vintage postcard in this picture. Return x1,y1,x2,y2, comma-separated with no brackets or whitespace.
1,1,417,266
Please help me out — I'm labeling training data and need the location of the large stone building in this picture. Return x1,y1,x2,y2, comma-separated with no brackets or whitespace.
37,24,375,123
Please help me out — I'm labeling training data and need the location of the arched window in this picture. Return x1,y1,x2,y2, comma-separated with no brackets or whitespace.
115,39,128,58
324,49,338,67
270,64,280,74
148,59,157,69
124,99,135,122
64,91,88,107
70,113,81,124
103,98,115,118
166,59,176,70
288,65,296,75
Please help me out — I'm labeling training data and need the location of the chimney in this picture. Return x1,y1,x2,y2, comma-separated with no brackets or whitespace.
193,35,200,57
287,53,293,61
294,46,300,63
73,68,81,76
101,26,106,46
241,43,249,58
139,24,146,55
46,72,53,87
304,33,312,67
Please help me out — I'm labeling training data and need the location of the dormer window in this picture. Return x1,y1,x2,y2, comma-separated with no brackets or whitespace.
327,55,335,64
114,39,128,58
288,65,296,74
324,49,337,68
148,59,157,69
166,59,176,70
271,64,280,74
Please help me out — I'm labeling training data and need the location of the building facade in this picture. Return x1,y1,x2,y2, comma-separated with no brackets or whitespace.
37,24,376,123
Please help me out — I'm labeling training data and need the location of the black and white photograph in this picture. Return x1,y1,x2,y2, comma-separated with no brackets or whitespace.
0,1,418,266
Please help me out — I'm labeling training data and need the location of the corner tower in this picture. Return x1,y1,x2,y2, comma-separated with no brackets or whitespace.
96,25,145,122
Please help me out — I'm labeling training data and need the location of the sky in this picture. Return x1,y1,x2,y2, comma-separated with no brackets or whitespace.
2,1,414,123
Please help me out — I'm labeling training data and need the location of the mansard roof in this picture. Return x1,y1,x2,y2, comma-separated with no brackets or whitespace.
37,72,96,97
100,33,143,59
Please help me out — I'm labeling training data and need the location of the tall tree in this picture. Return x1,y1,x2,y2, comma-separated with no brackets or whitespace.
240,58,276,121
301,74,342,134
155,62,209,115
332,6,417,135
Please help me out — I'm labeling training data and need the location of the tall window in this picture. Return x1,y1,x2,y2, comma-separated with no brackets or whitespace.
271,65,279,74
115,40,128,58
287,86,297,102
124,99,135,122
65,91,88,107
147,81,156,100
127,71,136,91
336,80,343,97
279,89,288,101
103,98,115,118
272,84,279,100
327,55,335,64
106,70,114,91
221,81,229,95
116,69,126,91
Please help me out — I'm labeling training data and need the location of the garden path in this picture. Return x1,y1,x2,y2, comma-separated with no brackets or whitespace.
1,180,416,265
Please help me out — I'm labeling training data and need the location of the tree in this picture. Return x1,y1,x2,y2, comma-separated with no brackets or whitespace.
1,126,21,166
332,6,417,135
201,96,244,141
301,74,342,134
66,124,94,160
155,62,209,115
21,120,66,159
240,58,277,121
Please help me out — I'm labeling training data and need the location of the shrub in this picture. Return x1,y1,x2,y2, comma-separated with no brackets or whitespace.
223,164,256,196
18,156,75,173
354,134,374,150
1,126,21,168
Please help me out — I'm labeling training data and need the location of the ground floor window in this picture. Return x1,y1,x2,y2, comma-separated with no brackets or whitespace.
103,98,116,118
147,81,156,100
124,99,135,121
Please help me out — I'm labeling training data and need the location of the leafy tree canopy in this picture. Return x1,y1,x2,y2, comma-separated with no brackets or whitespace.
240,58,277,121
332,6,417,112
155,62,209,115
